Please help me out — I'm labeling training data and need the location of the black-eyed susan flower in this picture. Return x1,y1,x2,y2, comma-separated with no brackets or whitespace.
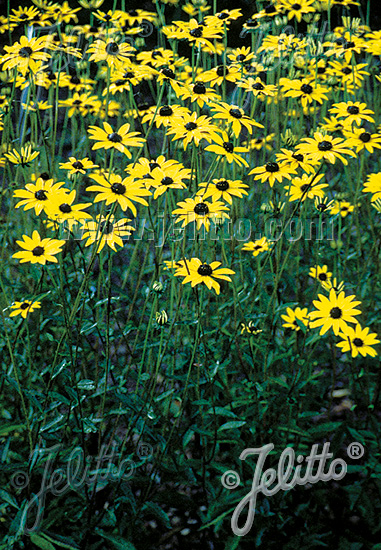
314,196,334,213
281,0,316,21
143,165,190,199
197,178,249,204
309,265,332,284
245,134,275,152
9,300,41,319
12,230,65,265
242,237,272,256
279,78,329,108
13,178,66,215
296,132,357,165
276,149,318,173
330,200,355,217
88,122,145,156
59,157,98,175
329,101,375,126
202,64,241,87
343,127,381,154
321,277,345,293
9,6,41,24
141,104,189,128
178,81,220,108
210,102,263,138
238,76,277,97
309,289,361,336
166,112,218,150
227,47,255,64
4,145,39,167
1,35,51,75
285,173,328,202
205,131,249,166
336,324,379,358
281,306,310,331
363,173,381,202
58,93,100,118
240,321,263,335
82,214,135,252
126,155,174,180
87,173,151,215
177,257,235,295
88,38,135,68
249,161,296,187
45,190,92,230
172,197,229,231
170,18,223,51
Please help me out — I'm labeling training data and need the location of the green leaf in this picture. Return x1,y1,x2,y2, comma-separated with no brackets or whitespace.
96,531,137,550
0,424,25,436
218,421,246,432
142,501,171,528
30,534,56,550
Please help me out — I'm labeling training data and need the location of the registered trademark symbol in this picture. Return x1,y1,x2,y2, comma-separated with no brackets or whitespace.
347,442,364,459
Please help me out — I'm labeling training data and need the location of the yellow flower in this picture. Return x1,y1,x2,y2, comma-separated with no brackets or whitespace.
172,197,229,231
45,190,93,230
88,122,145,156
330,200,355,217
13,178,66,215
4,144,39,167
210,101,263,138
12,230,65,265
309,265,332,284
329,101,375,126
309,289,361,336
197,178,248,204
82,215,135,252
249,161,296,187
87,173,151,215
10,300,41,319
88,39,135,68
296,132,356,165
1,35,51,75
285,173,328,202
175,258,235,295
281,307,310,331
59,157,98,175
242,237,272,256
336,324,379,358
363,173,381,202
205,131,249,166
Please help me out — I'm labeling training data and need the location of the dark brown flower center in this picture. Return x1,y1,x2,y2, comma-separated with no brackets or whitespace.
236,54,246,62
330,307,342,319
216,65,228,77
218,12,229,19
149,162,160,171
347,105,359,115
229,108,242,119
318,273,327,281
318,140,333,151
105,42,119,55
291,3,301,9
100,221,113,234
223,142,234,153
353,338,363,347
301,83,313,94
193,82,206,94
32,246,45,256
59,203,72,213
73,100,82,105
20,302,30,309
300,184,310,192
185,121,197,131
111,182,126,194
265,4,276,13
341,67,352,75
292,153,304,162
70,75,80,84
252,82,264,90
35,190,48,200
161,177,173,185
107,132,123,143
161,67,175,79
265,162,279,172
72,161,84,169
216,180,229,191
360,132,371,142
190,27,203,38
194,202,209,215
19,46,33,58
197,263,213,276
159,105,173,116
